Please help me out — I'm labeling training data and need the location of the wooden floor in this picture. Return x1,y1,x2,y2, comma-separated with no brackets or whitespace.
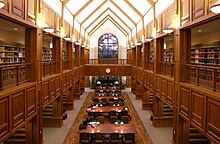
43,88,173,144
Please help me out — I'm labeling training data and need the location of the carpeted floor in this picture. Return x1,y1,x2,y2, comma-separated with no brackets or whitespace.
64,92,153,144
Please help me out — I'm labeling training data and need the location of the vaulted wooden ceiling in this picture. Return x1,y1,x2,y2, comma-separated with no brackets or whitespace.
63,0,157,36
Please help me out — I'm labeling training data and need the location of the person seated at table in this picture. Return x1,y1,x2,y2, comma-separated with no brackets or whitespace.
85,116,94,123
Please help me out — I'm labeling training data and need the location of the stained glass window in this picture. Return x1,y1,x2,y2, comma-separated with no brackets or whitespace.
98,33,118,59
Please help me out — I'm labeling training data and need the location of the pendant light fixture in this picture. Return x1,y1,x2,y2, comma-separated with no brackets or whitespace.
210,1,220,14
0,0,5,9
43,27,55,33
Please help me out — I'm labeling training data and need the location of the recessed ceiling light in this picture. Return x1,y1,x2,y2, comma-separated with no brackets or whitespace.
198,29,202,32
14,28,18,31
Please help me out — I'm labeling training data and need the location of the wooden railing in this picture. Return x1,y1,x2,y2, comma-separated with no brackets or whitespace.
63,60,70,70
0,63,31,90
160,62,174,77
146,60,154,71
42,61,56,77
186,64,220,92
84,59,131,65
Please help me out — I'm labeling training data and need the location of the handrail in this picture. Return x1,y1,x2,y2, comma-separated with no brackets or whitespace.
160,61,174,77
84,59,131,65
0,63,31,90
185,63,220,92
42,61,56,77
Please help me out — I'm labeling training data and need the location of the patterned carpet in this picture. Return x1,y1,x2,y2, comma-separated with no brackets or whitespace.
64,92,153,144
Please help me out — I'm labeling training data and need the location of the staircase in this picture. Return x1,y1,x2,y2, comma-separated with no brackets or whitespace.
149,91,154,110
42,104,53,118
4,127,26,144
189,126,210,144
163,104,173,117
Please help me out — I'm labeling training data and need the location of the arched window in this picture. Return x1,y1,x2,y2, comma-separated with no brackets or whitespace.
98,33,118,59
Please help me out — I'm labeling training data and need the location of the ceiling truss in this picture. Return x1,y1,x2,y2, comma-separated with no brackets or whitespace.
89,15,128,36
63,0,156,35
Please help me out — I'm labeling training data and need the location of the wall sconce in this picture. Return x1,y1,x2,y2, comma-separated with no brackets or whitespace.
210,1,220,14
145,37,153,42
43,27,55,33
63,36,71,41
131,44,135,48
162,28,174,34
0,0,5,9
74,40,81,45
136,40,142,46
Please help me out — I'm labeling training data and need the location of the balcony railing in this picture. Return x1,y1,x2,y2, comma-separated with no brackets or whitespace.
0,63,31,90
42,61,56,77
160,61,174,77
186,64,220,92
146,60,154,71
63,60,70,70
84,59,131,65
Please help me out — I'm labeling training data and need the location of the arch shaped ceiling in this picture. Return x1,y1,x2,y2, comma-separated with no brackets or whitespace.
65,0,157,35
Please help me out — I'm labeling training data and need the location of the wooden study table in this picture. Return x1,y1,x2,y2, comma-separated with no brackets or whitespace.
87,106,124,113
79,123,137,134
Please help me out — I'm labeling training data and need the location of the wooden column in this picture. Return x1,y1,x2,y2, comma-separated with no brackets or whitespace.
142,88,152,110
135,83,143,100
131,77,136,94
74,81,81,100
80,77,85,94
136,45,142,67
132,47,136,65
143,43,147,69
25,27,42,144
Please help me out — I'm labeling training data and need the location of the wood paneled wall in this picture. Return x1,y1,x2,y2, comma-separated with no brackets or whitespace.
0,83,37,142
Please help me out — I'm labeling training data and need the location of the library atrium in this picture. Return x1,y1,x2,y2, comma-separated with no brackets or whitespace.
0,0,220,144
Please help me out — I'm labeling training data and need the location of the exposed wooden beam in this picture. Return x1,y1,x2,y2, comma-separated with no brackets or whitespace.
108,15,128,35
63,0,70,6
108,8,132,31
89,15,127,36
81,0,108,25
74,0,94,17
85,8,131,31
85,8,109,30
146,0,155,6
123,0,143,18
109,0,136,25
89,17,127,36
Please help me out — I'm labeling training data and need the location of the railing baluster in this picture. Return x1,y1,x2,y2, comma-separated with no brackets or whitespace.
212,69,216,91
196,67,199,86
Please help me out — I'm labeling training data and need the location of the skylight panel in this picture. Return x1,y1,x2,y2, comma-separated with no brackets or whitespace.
109,13,130,32
66,0,88,15
86,10,109,30
108,2,134,28
144,8,153,25
112,0,140,23
76,0,105,23
128,0,151,15
155,0,175,16
87,12,129,35
82,1,109,28
64,8,73,26
43,0,62,16
91,20,126,37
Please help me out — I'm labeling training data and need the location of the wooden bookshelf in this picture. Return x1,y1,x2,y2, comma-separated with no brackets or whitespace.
164,48,174,63
0,42,25,65
191,41,220,65
42,47,53,62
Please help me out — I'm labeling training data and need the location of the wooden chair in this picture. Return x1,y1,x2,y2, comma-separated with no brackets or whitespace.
121,116,130,123
79,133,91,144
93,133,104,144
110,133,120,144
96,116,105,123
109,110,117,117
123,133,135,144
110,116,118,123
